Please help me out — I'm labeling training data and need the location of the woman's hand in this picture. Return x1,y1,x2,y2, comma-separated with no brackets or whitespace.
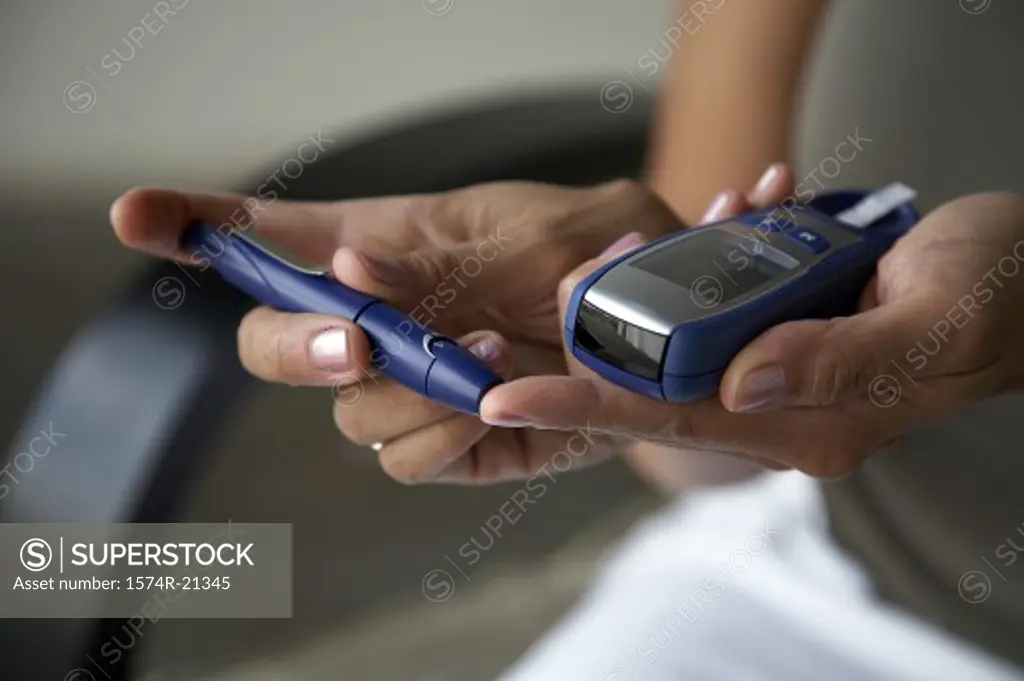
480,177,1024,478
112,180,689,484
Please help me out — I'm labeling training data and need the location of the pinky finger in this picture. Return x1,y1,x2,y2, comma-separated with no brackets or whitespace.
376,415,489,485
432,427,615,485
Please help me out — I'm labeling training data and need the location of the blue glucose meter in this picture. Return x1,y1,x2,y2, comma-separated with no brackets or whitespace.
181,223,503,415
565,186,920,403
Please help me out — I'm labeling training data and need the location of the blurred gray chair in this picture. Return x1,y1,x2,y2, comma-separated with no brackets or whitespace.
0,88,654,680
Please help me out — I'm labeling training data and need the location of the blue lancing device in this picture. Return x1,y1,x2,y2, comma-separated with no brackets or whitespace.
565,185,920,403
181,224,503,415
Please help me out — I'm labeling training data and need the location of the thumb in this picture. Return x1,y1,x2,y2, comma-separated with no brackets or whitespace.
331,236,516,318
720,299,936,412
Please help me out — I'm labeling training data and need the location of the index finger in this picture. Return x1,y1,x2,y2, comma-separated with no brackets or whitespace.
111,188,343,263
110,188,420,267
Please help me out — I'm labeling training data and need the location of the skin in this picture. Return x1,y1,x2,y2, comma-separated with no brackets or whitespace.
646,0,828,223
112,0,831,489
111,0,1024,484
480,182,1024,479
112,166,1024,483
112,179,689,484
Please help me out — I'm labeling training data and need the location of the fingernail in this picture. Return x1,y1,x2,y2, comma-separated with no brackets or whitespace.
599,232,646,260
355,252,404,285
734,365,788,412
701,190,735,223
483,414,533,428
753,163,784,201
468,337,505,370
310,328,351,372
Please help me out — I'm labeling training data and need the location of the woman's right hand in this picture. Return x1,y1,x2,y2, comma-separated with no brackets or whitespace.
112,179,695,485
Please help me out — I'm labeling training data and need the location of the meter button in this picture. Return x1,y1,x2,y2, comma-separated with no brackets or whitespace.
785,228,830,254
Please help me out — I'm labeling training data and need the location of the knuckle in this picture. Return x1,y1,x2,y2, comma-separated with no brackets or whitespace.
543,236,586,278
407,248,452,288
656,413,695,445
404,194,443,232
378,455,426,486
269,330,292,381
808,331,876,406
331,378,366,409
332,399,376,445
808,349,851,406
594,178,676,233
597,178,649,205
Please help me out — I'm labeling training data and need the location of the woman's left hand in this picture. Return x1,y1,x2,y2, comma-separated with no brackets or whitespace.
480,182,1024,478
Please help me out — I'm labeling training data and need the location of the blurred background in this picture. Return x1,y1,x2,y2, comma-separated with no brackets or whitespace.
0,0,670,428
3,0,1021,679
0,1,674,678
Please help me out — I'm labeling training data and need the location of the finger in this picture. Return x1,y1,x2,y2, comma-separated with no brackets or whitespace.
111,188,346,264
700,189,748,224
376,414,491,485
330,234,525,318
430,427,614,485
699,164,797,224
333,330,512,446
328,180,686,317
237,307,372,386
720,297,945,412
747,163,795,207
368,345,568,485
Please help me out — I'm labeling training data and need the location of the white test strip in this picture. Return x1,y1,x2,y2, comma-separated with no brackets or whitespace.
833,182,918,228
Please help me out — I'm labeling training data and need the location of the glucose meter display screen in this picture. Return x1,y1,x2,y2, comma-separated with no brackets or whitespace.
631,232,787,307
